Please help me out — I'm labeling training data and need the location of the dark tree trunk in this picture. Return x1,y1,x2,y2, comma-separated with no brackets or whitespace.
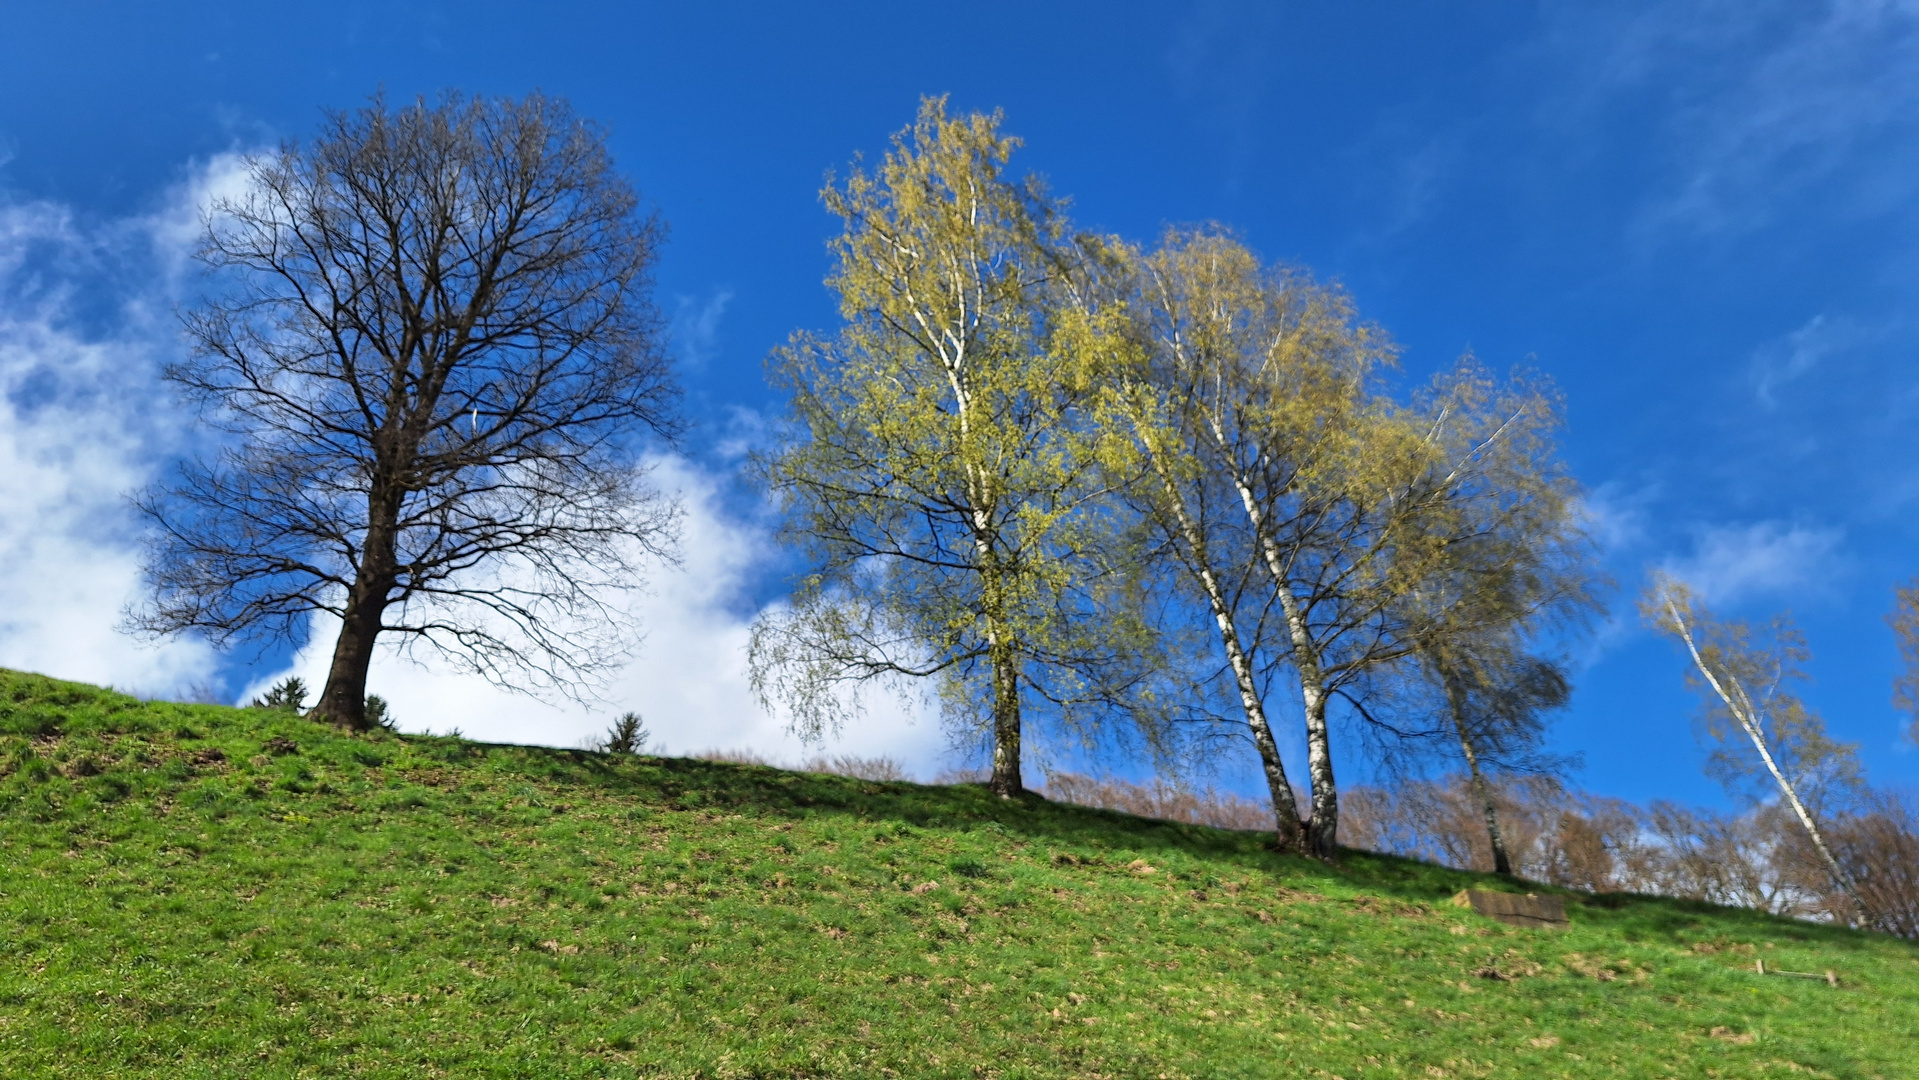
1468,758,1513,876
312,503,399,731
313,588,383,730
1445,676,1513,876
987,637,1023,798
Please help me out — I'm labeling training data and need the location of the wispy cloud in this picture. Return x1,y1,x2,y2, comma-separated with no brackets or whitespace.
710,403,774,464
1548,0,1919,239
1659,520,1847,606
1577,482,1660,554
1750,313,1877,407
1164,0,1283,195
669,287,733,370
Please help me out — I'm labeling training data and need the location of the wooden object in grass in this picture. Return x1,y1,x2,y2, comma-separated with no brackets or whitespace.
1755,959,1839,987
1451,889,1568,928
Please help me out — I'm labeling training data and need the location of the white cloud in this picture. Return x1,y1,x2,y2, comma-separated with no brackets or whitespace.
1659,520,1846,605
0,167,255,696
1576,482,1658,554
243,453,950,776
140,151,253,283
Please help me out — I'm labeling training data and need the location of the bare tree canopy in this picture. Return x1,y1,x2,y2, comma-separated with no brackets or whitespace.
129,91,680,729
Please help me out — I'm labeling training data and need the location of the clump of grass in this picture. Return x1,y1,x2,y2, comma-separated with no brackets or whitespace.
803,753,910,782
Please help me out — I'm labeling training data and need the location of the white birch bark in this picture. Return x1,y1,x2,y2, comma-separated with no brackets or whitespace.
1140,449,1303,845
1663,596,1864,919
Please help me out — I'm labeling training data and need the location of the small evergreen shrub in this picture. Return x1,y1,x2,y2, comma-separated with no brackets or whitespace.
598,712,648,755
249,677,308,714
364,695,396,731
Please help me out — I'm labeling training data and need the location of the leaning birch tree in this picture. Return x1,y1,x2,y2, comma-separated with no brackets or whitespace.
1418,639,1573,875
1394,399,1599,874
1101,230,1389,849
750,99,1143,798
1645,575,1866,917
1250,359,1579,858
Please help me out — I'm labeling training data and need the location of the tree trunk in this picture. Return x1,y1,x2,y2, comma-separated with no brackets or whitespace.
313,581,385,731
313,502,399,732
987,635,1023,798
1300,677,1340,859
1271,577,1339,859
1468,760,1512,876
1206,578,1303,848
970,507,1024,798
1222,468,1339,859
1443,673,1512,875
1145,456,1302,849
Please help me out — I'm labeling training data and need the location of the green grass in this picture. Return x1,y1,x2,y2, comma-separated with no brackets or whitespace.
1,670,1915,1078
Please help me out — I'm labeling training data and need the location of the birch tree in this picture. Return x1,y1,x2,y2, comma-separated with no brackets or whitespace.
1103,229,1585,858
1419,644,1572,875
1396,411,1598,875
1644,576,1866,917
1102,230,1388,850
1248,359,1575,858
749,99,1143,798
1889,580,1919,745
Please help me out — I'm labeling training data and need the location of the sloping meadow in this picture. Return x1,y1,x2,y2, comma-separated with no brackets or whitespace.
0,670,1913,1078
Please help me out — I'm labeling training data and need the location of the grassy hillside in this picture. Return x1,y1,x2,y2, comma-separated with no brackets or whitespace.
1,670,1914,1079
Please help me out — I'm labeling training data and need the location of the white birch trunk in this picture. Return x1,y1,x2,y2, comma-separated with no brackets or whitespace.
1142,452,1303,847
1664,598,1865,920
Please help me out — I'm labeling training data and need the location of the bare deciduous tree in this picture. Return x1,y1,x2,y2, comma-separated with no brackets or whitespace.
1827,791,1919,939
1340,773,1643,890
129,92,679,729
1343,771,1919,938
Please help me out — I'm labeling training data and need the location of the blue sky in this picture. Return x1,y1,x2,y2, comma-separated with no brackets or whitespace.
3,1,1917,804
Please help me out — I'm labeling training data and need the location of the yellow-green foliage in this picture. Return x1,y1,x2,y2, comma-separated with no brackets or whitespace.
752,98,1145,792
2,669,1917,1078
